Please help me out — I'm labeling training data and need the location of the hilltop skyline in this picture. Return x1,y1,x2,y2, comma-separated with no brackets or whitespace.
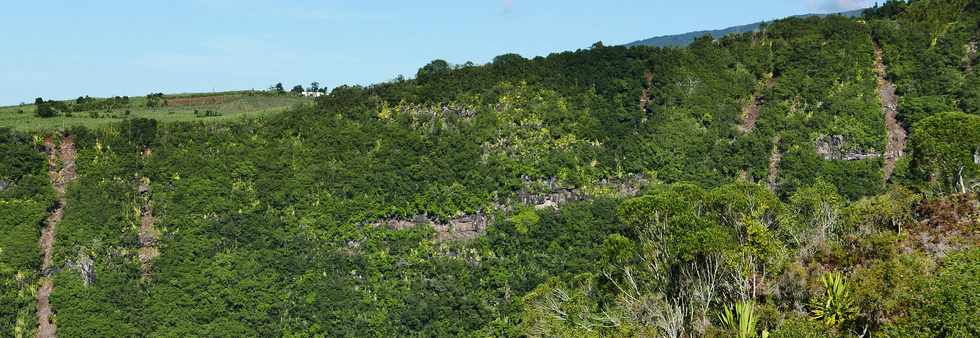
0,0,872,105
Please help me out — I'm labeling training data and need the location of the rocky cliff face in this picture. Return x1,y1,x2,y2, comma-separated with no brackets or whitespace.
815,135,881,161
373,174,650,241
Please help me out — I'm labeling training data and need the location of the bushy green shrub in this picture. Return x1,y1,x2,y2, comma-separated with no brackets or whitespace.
882,249,980,337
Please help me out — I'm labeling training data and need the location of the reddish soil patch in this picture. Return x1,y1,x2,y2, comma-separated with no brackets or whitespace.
639,71,654,113
907,193,980,257
874,45,906,182
738,76,775,133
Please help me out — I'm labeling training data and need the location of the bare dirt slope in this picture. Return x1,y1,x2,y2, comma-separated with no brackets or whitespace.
37,134,76,338
139,175,160,279
874,45,906,182
639,71,654,113
739,76,775,133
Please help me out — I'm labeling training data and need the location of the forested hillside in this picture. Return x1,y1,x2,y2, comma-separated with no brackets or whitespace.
2,0,979,337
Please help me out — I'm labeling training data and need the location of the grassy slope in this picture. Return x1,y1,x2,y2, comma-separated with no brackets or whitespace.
0,92,312,132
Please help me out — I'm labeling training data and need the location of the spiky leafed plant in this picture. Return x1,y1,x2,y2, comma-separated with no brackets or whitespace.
809,272,857,328
719,301,761,338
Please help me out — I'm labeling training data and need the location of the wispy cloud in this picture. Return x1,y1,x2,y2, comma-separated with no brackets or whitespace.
805,0,874,12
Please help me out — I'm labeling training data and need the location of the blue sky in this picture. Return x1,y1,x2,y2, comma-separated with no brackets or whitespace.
0,0,874,105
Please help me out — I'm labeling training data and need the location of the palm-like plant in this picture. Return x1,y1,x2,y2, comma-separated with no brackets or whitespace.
719,301,761,338
809,272,857,327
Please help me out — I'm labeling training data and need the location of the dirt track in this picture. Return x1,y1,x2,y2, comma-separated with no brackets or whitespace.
739,76,775,133
639,71,654,113
138,175,159,279
37,134,76,338
874,45,906,182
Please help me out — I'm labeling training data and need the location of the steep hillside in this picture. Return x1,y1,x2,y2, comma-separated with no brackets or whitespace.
1,1,979,337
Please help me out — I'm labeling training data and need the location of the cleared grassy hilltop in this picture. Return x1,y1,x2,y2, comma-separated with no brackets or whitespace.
0,91,312,132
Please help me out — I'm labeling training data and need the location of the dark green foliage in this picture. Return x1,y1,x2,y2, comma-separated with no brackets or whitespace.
145,93,166,108
0,129,51,335
911,111,980,190
9,2,980,336
882,249,980,337
119,117,158,149
35,97,59,118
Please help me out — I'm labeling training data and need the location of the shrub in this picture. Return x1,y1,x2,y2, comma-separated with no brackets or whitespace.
719,301,763,338
844,186,920,234
882,249,980,337
911,112,980,192
808,272,857,328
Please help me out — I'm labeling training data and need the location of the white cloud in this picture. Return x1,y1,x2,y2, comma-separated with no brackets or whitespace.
805,0,875,12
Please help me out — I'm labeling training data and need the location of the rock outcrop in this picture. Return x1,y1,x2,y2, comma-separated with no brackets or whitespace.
376,213,491,241
374,174,649,241
814,135,881,161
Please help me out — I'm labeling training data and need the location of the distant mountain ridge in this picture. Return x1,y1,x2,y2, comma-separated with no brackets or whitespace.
625,8,866,47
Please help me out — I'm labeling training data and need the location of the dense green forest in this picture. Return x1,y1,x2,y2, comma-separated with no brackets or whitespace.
2,0,979,336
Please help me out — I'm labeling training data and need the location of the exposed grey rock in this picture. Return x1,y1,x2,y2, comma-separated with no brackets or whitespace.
65,253,96,286
79,255,96,286
371,174,650,241
0,179,8,191
815,135,881,161
374,212,491,241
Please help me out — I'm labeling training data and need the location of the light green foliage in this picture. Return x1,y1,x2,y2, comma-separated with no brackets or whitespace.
0,92,311,132
521,275,609,338
718,301,763,338
482,82,601,179
808,272,858,328
844,186,921,233
785,180,844,244
769,315,828,338
509,208,541,235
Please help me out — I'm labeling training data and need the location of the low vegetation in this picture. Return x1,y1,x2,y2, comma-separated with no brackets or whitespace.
0,91,312,132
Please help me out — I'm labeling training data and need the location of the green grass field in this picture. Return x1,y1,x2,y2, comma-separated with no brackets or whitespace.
0,91,312,132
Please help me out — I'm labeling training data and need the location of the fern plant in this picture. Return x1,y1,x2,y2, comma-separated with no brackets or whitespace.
809,272,857,327
719,301,763,338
